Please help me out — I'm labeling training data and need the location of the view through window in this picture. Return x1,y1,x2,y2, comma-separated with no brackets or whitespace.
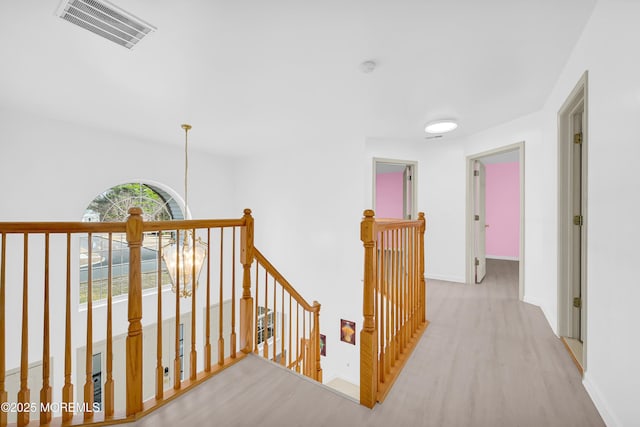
80,182,183,303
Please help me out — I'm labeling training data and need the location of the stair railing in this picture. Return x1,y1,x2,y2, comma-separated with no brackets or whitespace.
359,209,429,408
0,208,320,427
252,249,322,382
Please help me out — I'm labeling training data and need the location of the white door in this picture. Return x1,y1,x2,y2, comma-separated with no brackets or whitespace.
474,161,487,283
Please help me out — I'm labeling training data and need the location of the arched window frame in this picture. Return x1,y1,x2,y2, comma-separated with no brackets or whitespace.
80,181,184,304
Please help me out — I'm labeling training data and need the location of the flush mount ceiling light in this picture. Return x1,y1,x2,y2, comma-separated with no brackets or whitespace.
57,0,156,49
424,120,458,134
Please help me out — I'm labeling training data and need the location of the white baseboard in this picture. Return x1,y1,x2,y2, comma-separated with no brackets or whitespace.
583,373,620,427
425,274,465,284
486,255,519,261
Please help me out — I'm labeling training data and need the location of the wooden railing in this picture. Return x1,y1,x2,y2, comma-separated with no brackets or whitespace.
252,249,322,382
359,210,429,408
0,208,321,426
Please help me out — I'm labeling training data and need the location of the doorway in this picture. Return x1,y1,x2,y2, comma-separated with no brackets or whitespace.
372,158,417,220
466,143,525,299
558,72,588,374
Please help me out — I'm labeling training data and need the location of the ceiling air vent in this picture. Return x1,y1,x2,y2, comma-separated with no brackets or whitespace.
57,0,156,49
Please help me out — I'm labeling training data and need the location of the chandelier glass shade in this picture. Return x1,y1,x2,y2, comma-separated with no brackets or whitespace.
163,230,207,298
163,123,207,298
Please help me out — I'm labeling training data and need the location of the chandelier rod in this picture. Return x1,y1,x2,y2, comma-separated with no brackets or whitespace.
181,123,192,219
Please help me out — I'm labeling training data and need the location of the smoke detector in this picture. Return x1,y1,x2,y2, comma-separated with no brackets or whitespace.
360,60,377,73
57,0,156,49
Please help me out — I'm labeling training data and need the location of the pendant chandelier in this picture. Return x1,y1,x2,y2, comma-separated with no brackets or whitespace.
162,124,207,298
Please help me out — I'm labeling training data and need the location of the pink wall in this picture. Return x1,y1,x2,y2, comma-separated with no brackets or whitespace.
485,162,520,259
375,172,404,218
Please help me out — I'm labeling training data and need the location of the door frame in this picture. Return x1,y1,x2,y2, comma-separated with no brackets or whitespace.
465,142,525,300
372,158,418,220
473,160,487,283
557,71,588,369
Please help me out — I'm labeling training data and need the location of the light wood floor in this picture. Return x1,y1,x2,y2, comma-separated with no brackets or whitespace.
131,259,604,427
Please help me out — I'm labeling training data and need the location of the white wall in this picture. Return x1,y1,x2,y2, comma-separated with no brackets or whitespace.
537,1,640,424
234,141,366,385
365,138,467,282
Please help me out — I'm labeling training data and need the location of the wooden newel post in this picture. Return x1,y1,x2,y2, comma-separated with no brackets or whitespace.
313,301,323,383
360,209,378,408
126,207,144,416
240,209,254,353
418,212,426,323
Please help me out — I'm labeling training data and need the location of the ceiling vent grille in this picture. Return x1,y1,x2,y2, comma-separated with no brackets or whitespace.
57,0,156,49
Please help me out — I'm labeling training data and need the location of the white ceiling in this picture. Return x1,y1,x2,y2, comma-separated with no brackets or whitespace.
0,0,597,156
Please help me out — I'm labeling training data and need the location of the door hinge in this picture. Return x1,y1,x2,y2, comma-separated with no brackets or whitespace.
475,258,480,266
474,215,480,221
574,133,583,144
474,170,480,176
573,297,582,309
573,215,583,226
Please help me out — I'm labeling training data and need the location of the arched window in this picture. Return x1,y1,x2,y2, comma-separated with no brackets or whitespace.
80,182,183,303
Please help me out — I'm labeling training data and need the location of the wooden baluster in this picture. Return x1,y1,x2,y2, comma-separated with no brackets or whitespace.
239,209,254,353
17,233,29,427
272,277,276,362
302,308,306,376
62,233,73,422
84,232,94,421
105,233,114,417
360,209,377,408
125,208,143,415
218,229,224,366
379,231,385,385
230,227,237,358
40,233,52,424
156,232,165,398
413,226,418,334
263,269,268,359
403,228,409,349
288,295,292,368
174,229,181,390
390,230,397,367
386,230,392,378
190,229,197,380
411,227,417,335
396,230,400,353
374,233,379,360
205,229,211,371
419,213,426,323
416,225,420,330
280,285,285,366
313,302,322,382
295,303,300,373
254,264,258,353
0,234,5,427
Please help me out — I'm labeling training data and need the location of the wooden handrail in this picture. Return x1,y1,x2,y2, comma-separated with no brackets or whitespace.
0,222,126,233
142,218,246,232
0,208,323,426
252,248,322,382
253,248,318,313
0,218,246,234
359,210,429,408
